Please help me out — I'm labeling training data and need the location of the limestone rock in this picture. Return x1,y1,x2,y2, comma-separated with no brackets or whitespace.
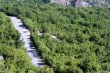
49,0,110,8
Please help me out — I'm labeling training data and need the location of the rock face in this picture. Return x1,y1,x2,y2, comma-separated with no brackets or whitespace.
49,0,110,8
75,0,91,7
77,0,110,8
50,0,75,6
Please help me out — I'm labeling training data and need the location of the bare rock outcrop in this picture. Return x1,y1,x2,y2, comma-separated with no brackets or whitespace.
49,0,110,8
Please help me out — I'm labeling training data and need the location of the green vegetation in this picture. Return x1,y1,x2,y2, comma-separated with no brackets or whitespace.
0,12,35,72
0,1,110,73
0,12,54,73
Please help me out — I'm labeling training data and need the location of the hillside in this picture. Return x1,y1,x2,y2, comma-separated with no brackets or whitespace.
0,0,110,73
0,12,35,72
0,0,110,8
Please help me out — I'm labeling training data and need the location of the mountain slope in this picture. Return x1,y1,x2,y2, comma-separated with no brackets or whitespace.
0,1,110,73
49,0,110,7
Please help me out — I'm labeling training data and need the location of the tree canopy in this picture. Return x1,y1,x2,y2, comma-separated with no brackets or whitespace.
0,1,110,73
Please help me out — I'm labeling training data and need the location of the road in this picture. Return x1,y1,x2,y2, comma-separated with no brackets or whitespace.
10,16,44,67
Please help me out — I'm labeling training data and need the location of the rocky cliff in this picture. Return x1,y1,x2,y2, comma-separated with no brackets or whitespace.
75,0,110,7
49,0,110,8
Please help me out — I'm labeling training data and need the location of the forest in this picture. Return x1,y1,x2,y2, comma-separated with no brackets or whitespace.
0,12,53,73
0,0,110,73
0,12,36,73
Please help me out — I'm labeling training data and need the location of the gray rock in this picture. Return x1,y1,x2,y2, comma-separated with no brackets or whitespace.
75,0,91,7
49,0,110,8
0,56,4,60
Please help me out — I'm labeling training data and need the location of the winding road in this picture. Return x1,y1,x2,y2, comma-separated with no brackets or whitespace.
10,16,44,67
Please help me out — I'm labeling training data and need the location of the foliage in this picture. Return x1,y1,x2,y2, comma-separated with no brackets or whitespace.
0,1,110,73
